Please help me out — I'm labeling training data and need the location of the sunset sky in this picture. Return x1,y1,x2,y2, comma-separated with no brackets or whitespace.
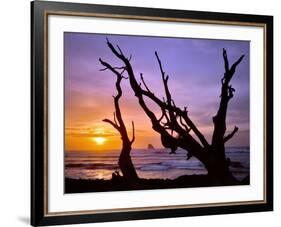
64,32,249,151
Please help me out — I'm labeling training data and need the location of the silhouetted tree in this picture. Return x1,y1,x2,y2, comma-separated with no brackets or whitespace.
99,59,138,182
100,39,244,184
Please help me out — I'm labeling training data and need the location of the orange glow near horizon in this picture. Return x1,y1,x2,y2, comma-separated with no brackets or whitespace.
64,123,164,152
92,137,106,145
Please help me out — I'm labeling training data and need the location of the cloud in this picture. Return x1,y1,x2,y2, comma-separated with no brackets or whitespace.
66,127,117,138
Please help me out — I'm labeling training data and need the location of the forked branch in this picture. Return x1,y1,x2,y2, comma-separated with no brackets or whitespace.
223,126,239,143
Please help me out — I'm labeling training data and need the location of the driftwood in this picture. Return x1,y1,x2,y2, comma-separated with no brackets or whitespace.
100,39,244,183
100,57,138,182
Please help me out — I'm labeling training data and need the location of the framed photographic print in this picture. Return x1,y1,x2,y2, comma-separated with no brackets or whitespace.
31,0,273,226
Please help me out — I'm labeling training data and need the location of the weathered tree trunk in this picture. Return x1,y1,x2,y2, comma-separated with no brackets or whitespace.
208,49,244,183
119,144,138,182
204,151,234,184
116,121,138,182
100,39,244,184
101,61,138,182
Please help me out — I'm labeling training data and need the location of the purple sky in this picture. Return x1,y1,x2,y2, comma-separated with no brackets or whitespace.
64,32,249,150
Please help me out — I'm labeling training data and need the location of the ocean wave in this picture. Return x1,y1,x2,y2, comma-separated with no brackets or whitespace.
65,147,249,179
65,163,119,170
139,164,170,171
161,160,203,168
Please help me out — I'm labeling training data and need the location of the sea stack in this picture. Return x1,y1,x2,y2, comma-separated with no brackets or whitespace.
147,144,155,149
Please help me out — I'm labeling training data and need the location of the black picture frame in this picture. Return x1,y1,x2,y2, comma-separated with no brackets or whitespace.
31,0,273,226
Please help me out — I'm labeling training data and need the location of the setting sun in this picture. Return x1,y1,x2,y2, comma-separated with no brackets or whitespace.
93,137,106,145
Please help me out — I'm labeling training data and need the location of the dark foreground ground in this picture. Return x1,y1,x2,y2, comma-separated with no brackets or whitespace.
65,174,249,193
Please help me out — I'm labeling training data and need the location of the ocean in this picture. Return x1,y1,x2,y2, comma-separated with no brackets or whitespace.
65,147,249,181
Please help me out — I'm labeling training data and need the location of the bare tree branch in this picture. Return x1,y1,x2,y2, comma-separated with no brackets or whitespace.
99,57,128,140
100,65,126,72
130,121,135,144
103,119,120,131
212,48,244,157
155,51,210,147
101,39,245,182
113,112,118,126
230,55,245,75
103,39,208,159
140,73,152,93
100,53,138,181
179,115,191,133
224,126,239,143
223,48,229,72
